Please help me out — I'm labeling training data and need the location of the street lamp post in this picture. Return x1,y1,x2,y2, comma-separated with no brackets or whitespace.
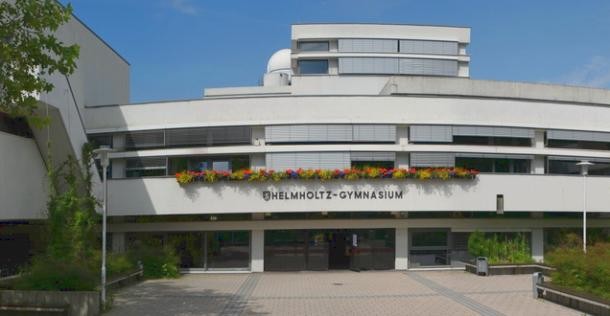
93,145,113,306
576,160,593,254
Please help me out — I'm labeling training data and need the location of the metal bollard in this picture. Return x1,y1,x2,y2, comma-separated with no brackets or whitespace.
532,272,544,298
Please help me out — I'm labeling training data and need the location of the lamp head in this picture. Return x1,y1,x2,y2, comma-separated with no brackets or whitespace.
92,145,114,168
576,160,594,176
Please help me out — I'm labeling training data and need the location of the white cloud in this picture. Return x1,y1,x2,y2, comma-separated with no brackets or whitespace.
168,0,198,15
559,56,610,88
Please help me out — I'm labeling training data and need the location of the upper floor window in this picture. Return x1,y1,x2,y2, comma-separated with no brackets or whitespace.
298,41,329,52
298,59,328,75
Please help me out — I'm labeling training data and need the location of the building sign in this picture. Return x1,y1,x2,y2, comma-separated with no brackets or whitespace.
262,190,404,201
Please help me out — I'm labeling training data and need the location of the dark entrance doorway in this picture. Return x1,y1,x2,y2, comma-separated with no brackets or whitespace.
265,229,395,271
328,231,350,269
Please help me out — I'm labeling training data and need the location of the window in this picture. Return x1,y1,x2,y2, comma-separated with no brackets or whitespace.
548,159,610,175
298,41,329,51
89,134,112,148
453,136,531,147
455,157,530,173
168,156,249,174
547,139,610,151
298,59,328,74
125,157,167,178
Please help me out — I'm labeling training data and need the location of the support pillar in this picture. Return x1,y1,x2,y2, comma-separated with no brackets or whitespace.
395,228,409,270
111,232,126,253
532,228,544,263
251,230,264,272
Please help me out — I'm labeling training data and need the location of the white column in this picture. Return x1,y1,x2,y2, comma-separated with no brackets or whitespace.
532,156,545,175
251,126,265,146
531,228,544,263
251,230,264,272
396,153,409,169
111,158,126,178
395,228,409,270
250,154,266,171
397,125,409,145
111,232,126,253
532,130,546,174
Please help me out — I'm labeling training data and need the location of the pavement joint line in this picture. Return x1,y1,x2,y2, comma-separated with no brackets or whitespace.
249,293,441,300
405,272,506,316
246,289,530,300
219,273,261,316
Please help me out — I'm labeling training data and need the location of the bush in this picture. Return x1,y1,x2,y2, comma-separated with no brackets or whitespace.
467,231,533,264
14,257,97,291
105,253,138,278
128,243,180,279
546,241,610,300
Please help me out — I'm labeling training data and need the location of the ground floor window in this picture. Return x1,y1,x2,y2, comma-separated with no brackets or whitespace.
128,231,250,270
264,229,394,271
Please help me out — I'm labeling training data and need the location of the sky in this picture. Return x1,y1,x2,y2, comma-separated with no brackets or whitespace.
61,0,610,103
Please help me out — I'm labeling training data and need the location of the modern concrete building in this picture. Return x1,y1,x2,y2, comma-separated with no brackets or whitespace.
3,22,610,273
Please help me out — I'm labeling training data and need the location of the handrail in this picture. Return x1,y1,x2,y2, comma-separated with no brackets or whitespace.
536,283,610,309
106,264,144,287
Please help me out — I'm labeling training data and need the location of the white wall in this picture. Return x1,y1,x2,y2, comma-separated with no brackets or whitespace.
107,174,610,216
0,132,47,220
85,95,610,135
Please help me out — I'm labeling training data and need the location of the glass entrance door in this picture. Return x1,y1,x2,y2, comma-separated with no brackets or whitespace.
264,229,395,271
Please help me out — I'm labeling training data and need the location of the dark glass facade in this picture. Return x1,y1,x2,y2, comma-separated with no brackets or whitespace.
129,231,250,270
264,229,394,271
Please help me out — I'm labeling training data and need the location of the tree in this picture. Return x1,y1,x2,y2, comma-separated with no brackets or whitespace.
0,0,79,124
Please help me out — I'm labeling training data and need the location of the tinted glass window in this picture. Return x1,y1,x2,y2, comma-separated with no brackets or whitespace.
298,60,328,74
298,41,329,51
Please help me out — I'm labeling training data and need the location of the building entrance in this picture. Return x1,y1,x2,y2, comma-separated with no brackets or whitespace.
328,231,350,269
264,229,394,271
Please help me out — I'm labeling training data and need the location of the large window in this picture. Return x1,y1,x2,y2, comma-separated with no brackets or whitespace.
298,41,329,51
131,231,250,270
168,156,249,174
453,136,531,147
264,229,395,271
125,157,167,177
456,157,530,173
548,159,610,175
298,59,328,75
547,139,610,151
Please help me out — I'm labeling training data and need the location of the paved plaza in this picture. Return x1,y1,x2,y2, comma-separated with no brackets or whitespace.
107,271,580,316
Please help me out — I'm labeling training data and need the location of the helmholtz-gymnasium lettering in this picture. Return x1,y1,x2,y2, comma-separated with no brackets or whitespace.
262,190,404,201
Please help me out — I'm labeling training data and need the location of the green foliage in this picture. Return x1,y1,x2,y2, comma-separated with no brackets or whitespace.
17,146,100,291
128,241,180,279
546,241,610,300
467,231,533,264
101,252,137,279
0,0,79,124
14,256,97,291
46,147,99,262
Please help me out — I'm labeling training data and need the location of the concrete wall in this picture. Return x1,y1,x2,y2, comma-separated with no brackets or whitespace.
291,24,470,43
85,94,610,135
0,290,100,316
106,174,610,216
0,132,47,220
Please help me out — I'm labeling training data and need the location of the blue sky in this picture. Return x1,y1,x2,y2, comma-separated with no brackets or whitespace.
62,0,610,103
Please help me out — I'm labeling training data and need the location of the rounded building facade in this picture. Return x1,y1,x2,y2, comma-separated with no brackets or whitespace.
84,24,610,272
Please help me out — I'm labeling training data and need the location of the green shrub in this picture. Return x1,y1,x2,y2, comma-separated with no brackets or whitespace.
14,257,97,291
128,243,180,279
546,242,610,300
106,253,138,278
467,231,533,264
